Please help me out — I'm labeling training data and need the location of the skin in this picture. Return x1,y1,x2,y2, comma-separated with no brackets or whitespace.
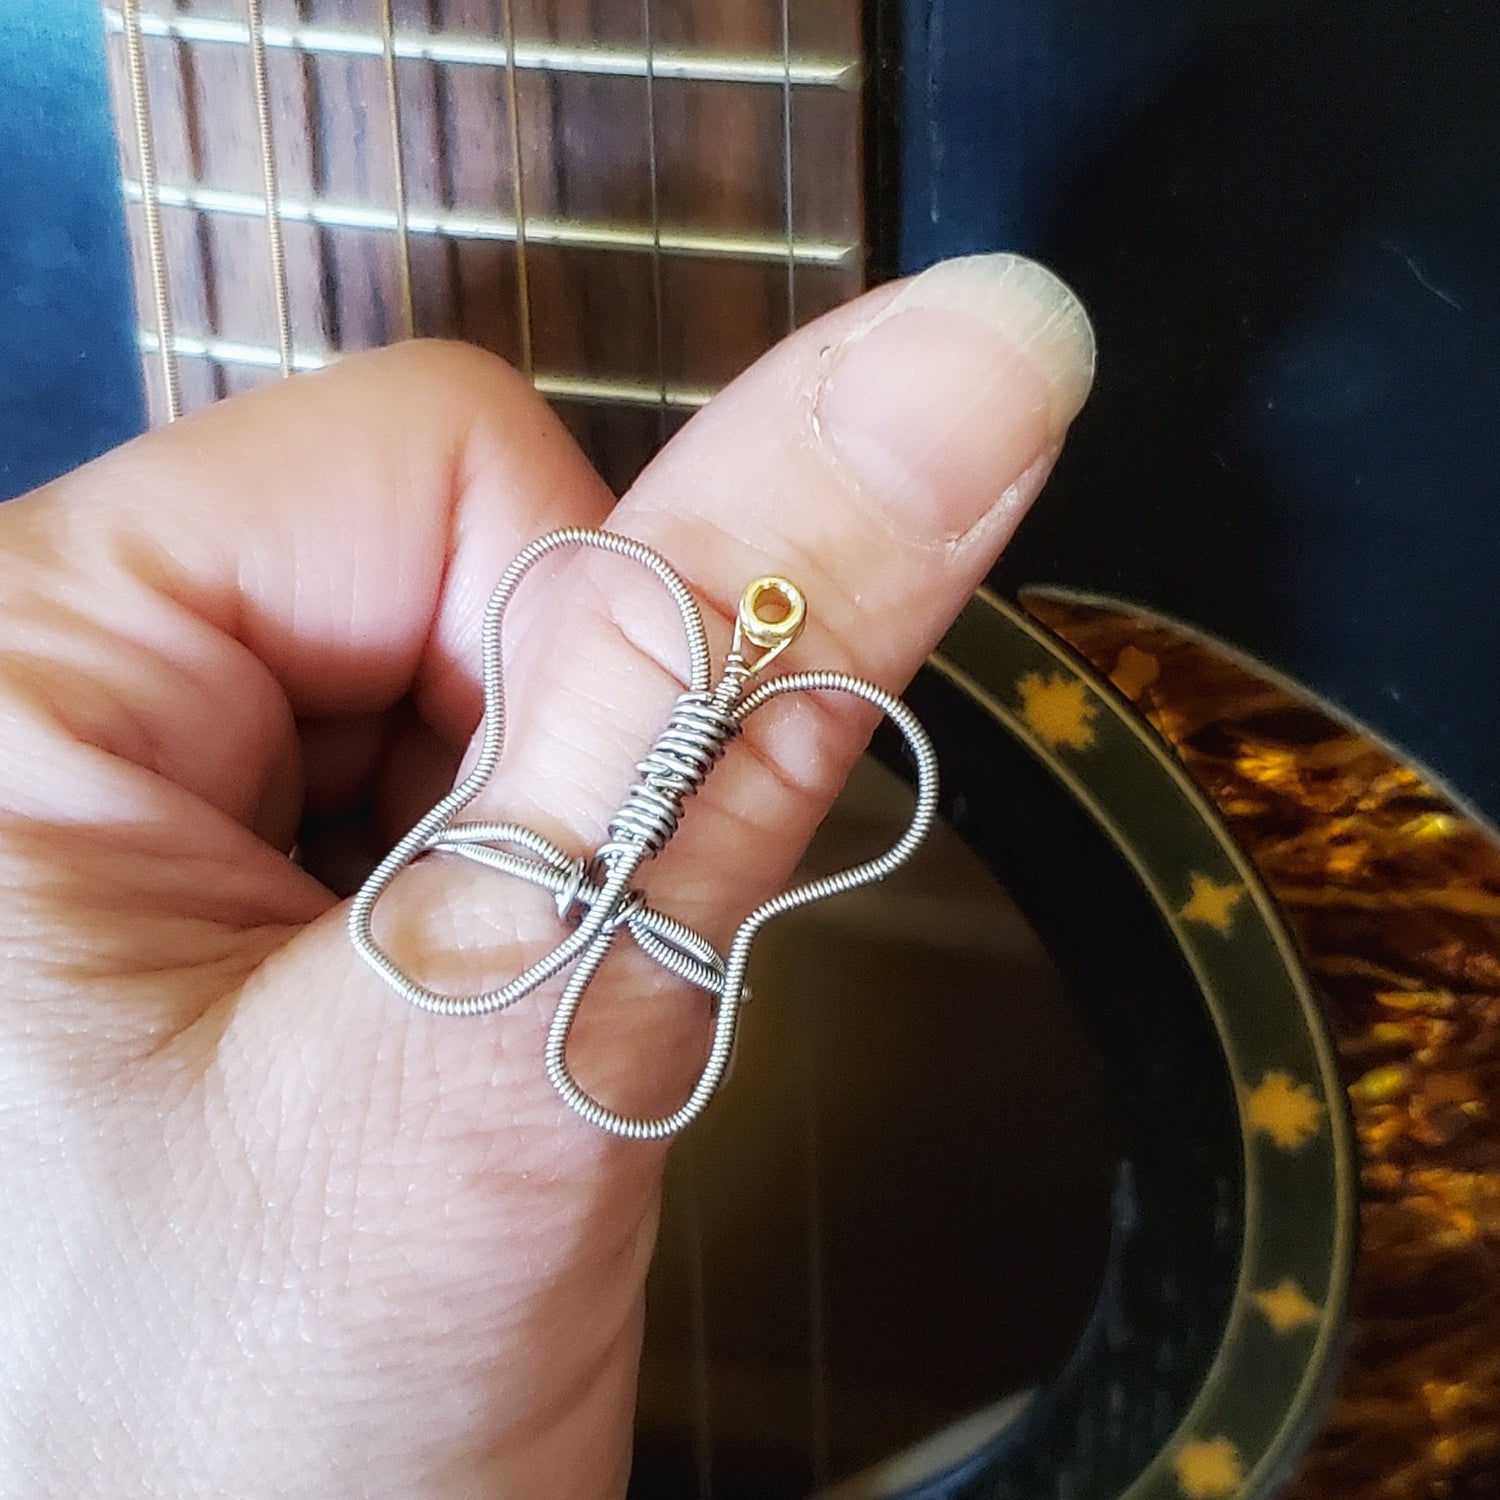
0,267,1092,1498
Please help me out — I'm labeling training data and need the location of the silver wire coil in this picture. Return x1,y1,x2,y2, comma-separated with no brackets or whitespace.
348,527,938,1139
603,688,741,859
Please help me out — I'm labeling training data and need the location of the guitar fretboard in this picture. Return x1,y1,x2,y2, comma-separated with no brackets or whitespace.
103,0,864,488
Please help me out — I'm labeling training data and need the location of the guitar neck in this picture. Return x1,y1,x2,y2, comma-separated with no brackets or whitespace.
103,0,866,490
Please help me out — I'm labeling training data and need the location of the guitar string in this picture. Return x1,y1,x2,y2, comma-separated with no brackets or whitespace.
246,0,295,376
680,1138,715,1500
120,0,181,421
626,3,703,1474
380,0,416,339
640,0,669,441
801,980,832,1488
497,0,534,378
778,2,831,1483
424,0,463,349
101,10,853,90
779,0,798,332
638,4,708,1483
292,1,338,369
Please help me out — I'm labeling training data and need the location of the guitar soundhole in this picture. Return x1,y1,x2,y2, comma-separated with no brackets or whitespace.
634,755,1121,1497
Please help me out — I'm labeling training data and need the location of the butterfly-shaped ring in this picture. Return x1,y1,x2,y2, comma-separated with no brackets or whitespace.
349,527,938,1139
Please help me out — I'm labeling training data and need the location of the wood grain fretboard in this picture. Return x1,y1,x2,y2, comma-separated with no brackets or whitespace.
102,0,865,490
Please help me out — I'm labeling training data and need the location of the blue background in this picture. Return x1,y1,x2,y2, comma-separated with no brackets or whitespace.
0,0,143,497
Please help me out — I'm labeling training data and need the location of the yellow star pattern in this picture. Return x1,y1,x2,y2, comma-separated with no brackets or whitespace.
1174,1437,1245,1498
1016,672,1097,751
1253,1279,1322,1334
1179,873,1246,934
1245,1071,1325,1150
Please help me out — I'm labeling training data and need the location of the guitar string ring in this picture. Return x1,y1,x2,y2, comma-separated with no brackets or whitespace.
348,527,938,1139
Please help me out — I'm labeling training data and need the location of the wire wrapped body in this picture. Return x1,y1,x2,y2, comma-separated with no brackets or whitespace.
602,685,743,859
348,528,938,1139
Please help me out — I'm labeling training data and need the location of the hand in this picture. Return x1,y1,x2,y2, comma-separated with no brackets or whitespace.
0,255,1092,1498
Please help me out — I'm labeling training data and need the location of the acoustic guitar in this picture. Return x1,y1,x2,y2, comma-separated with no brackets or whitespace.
6,2,1498,1496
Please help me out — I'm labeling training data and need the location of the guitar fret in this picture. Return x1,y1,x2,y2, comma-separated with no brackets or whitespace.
136,331,716,411
101,8,856,91
120,179,856,270
138,330,326,376
538,372,712,410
